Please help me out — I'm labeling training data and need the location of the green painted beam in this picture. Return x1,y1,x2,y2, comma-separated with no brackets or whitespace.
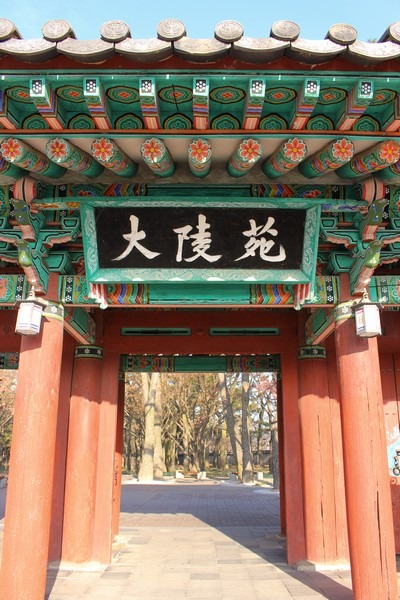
3,274,400,307
305,308,335,345
64,306,95,345
122,354,280,373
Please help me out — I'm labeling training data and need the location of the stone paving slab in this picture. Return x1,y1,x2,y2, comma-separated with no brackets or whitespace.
0,481,400,598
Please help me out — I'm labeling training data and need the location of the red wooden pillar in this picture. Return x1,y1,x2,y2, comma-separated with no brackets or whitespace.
380,352,400,552
334,287,398,599
48,333,75,562
92,349,120,564
280,349,306,564
61,345,103,564
325,336,349,562
112,373,125,538
298,345,343,564
276,374,286,536
0,299,64,600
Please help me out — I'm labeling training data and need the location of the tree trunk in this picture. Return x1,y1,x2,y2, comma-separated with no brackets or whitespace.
219,426,228,470
218,373,242,475
138,372,158,481
164,422,177,473
241,372,254,485
256,406,265,466
270,421,280,489
182,413,191,474
133,438,141,476
153,375,165,480
124,418,132,473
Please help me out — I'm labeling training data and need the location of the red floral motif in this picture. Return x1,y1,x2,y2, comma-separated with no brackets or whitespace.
92,138,114,162
272,92,284,100
322,93,335,101
141,138,163,162
1,138,22,161
303,190,322,198
48,138,67,160
69,90,81,98
118,91,130,98
77,190,95,196
221,91,234,99
283,138,306,162
332,138,354,162
239,139,261,162
379,141,400,164
189,139,211,161
0,278,7,299
17,91,29,99
171,91,183,99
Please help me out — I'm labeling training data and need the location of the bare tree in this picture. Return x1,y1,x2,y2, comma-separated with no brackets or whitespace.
153,374,165,480
218,373,242,477
124,374,144,474
241,372,254,484
138,372,159,481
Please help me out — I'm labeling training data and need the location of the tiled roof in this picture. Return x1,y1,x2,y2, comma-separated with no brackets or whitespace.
0,18,400,65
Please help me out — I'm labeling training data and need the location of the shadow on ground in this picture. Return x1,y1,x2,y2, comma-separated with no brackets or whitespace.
2,480,394,599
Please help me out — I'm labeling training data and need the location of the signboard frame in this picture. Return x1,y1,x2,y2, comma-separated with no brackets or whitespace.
81,197,320,284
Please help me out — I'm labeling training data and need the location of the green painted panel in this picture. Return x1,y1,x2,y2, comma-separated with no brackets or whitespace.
122,354,280,373
209,327,279,336
121,327,191,336
150,283,250,304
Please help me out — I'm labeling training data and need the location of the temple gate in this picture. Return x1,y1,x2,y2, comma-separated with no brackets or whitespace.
0,15,399,599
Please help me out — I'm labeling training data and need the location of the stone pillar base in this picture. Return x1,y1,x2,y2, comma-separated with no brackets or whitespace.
296,560,350,572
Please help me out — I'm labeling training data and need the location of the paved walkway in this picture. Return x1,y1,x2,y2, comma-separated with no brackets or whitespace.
0,478,398,599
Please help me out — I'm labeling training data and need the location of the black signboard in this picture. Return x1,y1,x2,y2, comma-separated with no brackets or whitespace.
95,207,305,270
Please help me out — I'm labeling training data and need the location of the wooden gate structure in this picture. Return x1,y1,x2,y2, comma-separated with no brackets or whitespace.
0,16,400,599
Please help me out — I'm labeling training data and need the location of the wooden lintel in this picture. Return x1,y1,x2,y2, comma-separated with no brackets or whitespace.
64,306,95,345
305,307,335,345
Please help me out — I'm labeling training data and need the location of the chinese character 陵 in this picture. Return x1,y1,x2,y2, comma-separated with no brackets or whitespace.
174,213,222,263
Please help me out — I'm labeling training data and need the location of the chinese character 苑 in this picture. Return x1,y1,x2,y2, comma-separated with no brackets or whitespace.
113,215,161,261
174,213,222,263
235,217,286,262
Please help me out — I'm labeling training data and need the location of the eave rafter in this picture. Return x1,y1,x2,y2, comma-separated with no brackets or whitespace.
83,77,112,129
290,78,320,130
243,79,266,130
139,77,161,130
3,132,399,186
30,78,66,130
337,79,374,131
193,77,209,129
1,70,400,170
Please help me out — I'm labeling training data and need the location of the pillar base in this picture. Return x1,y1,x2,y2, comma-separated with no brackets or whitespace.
296,559,350,572
48,561,105,572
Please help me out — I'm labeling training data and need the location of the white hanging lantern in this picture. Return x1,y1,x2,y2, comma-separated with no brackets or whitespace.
354,296,382,338
15,291,44,336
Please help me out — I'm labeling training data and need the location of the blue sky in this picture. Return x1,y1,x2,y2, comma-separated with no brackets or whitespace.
1,0,399,41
